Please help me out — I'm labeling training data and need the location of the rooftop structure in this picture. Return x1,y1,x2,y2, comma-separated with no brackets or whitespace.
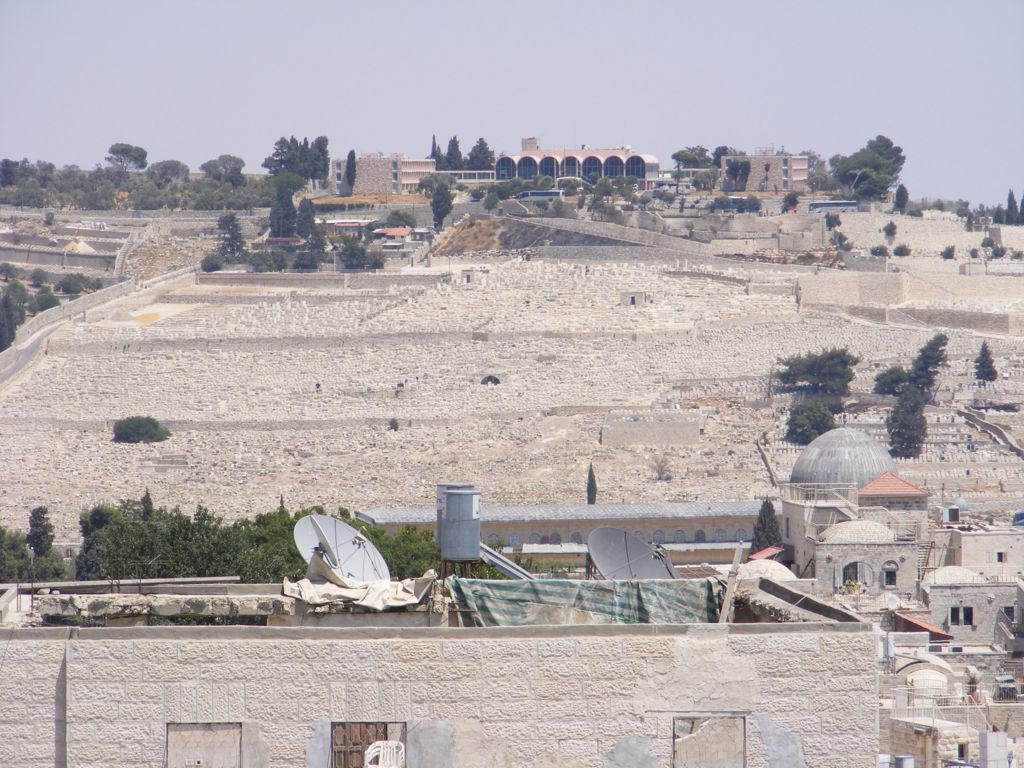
789,427,896,489
495,137,659,184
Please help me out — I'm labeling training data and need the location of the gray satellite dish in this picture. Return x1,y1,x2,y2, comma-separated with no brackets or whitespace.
293,514,391,582
587,527,677,580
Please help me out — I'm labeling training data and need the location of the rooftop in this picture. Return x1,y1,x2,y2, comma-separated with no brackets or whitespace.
858,471,927,497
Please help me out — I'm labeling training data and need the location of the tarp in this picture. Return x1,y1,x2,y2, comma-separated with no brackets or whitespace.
447,577,724,627
283,559,434,612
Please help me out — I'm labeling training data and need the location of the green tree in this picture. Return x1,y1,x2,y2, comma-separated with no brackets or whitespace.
483,191,499,212
27,506,54,558
893,244,911,256
0,526,32,582
894,184,909,212
887,386,926,458
785,402,836,445
465,138,495,171
269,184,297,237
824,212,841,230
874,366,909,395
146,160,190,188
777,348,860,397
307,225,327,258
975,341,997,382
431,182,453,230
356,523,440,580
445,136,463,171
940,245,955,260
750,498,782,553
296,198,316,238
216,212,246,260
0,263,17,281
199,154,246,186
429,134,445,170
908,333,948,394
28,268,47,287
1008,189,1020,226
344,149,357,190
883,220,897,240
105,142,148,173
830,135,905,200
586,463,597,505
384,210,417,228
782,191,800,211
32,286,59,311
113,416,170,443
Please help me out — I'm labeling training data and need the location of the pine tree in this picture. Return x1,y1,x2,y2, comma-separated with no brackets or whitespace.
296,198,316,238
887,386,927,458
27,506,54,558
430,182,453,230
445,136,463,171
269,184,296,237
975,341,997,382
894,184,909,212
216,212,246,260
751,498,782,553
466,138,495,171
586,463,597,505
344,149,357,190
908,333,948,395
1008,189,1020,226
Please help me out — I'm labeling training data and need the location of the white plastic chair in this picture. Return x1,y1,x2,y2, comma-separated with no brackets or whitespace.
364,740,405,768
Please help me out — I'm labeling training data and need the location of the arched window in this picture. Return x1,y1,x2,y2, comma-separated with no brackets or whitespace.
570,531,583,544
842,561,874,587
540,535,550,545
624,156,646,179
562,157,580,177
882,560,899,588
517,157,538,180
735,529,748,542
485,533,501,547
674,529,687,543
507,533,521,547
496,157,517,180
528,532,541,544
652,530,665,545
550,532,562,545
694,529,706,543
539,157,558,178
714,528,726,542
603,156,624,178
582,156,602,179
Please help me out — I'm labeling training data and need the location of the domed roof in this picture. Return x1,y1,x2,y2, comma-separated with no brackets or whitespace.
820,520,895,544
789,427,896,488
739,559,796,581
924,565,986,585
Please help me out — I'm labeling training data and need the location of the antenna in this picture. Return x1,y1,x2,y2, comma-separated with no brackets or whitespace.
293,514,391,582
586,527,677,580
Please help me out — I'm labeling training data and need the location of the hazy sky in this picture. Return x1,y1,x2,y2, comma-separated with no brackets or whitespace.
2,0,1021,206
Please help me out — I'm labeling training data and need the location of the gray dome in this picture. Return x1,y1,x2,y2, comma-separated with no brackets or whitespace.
789,427,895,488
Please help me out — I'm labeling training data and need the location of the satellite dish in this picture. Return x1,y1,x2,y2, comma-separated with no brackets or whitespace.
883,593,901,612
293,514,391,582
587,527,677,580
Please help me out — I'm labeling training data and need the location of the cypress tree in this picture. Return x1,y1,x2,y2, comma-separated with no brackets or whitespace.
751,498,782,553
344,149,357,190
1008,190,1020,226
296,198,316,238
445,136,463,171
586,463,597,505
887,386,927,458
894,184,909,212
27,506,54,558
270,184,296,237
975,341,997,382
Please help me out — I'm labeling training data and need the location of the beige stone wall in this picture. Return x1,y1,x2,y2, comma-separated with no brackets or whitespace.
8,623,878,768
0,632,67,768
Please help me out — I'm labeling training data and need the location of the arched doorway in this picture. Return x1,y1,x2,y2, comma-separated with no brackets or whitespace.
481,375,500,386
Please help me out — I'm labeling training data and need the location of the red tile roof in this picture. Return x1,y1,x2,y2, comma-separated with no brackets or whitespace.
747,545,784,561
859,471,927,497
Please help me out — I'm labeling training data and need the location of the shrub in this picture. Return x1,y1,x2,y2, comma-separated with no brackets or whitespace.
200,253,223,272
55,273,93,296
112,416,171,443
29,268,48,287
873,366,909,395
940,245,955,260
824,212,841,230
870,245,889,257
893,244,911,256
882,221,897,239
992,245,1007,258
981,237,995,248
970,248,980,259
785,402,836,445
43,212,55,226
387,417,399,432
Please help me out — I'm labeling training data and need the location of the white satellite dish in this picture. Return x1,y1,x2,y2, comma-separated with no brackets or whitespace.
883,593,901,612
293,514,391,582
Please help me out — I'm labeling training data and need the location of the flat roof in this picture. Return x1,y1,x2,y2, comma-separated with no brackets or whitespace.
360,500,766,526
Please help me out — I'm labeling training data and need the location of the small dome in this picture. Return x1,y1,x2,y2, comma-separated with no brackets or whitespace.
953,497,969,514
820,520,895,544
739,559,796,581
924,565,986,585
790,427,896,488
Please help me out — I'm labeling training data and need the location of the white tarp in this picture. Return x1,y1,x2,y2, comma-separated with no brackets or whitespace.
283,557,434,612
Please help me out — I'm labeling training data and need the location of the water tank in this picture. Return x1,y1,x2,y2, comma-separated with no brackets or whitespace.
894,757,915,768
435,483,473,542
440,490,481,562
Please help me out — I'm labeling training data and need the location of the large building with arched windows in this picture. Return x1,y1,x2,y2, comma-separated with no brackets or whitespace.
494,137,660,186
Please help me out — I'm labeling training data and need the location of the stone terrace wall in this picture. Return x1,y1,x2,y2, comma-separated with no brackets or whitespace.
4,622,877,768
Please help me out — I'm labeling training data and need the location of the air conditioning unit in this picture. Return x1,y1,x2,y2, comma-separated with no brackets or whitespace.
949,645,964,653
944,506,961,523
927,644,945,653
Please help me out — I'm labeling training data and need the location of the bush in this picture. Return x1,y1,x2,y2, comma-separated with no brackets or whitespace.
893,244,911,256
55,273,95,296
870,245,889,257
992,245,1008,259
873,365,909,395
32,286,60,312
883,221,897,239
383,210,417,228
29,268,48,287
112,416,171,443
981,237,995,248
387,417,399,432
940,245,955,260
43,211,55,226
200,253,223,272
824,212,841,230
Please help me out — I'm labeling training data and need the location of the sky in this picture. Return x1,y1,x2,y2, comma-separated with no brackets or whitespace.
1,0,1021,206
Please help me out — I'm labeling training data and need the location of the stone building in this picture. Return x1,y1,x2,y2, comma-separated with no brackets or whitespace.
921,565,1018,645
335,154,436,195
495,137,660,186
719,149,809,194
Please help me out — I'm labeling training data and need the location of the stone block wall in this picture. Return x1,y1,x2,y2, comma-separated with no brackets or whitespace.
7,623,878,768
0,630,68,768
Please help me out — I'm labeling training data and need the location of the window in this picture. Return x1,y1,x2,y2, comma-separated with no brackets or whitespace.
958,743,967,761
549,533,562,545
734,529,747,542
713,528,726,542
1003,606,1015,622
694,530,706,543
883,561,899,588
332,722,406,768
674,529,687,543
570,531,582,544
653,530,665,545
963,606,974,626
784,517,790,538
950,607,961,626
485,533,501,547
528,533,541,544
506,533,521,547
997,552,1007,563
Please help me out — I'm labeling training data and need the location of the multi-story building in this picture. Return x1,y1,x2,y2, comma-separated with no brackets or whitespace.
334,154,436,195
720,148,809,194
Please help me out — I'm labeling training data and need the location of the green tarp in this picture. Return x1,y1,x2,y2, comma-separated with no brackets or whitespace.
447,577,724,627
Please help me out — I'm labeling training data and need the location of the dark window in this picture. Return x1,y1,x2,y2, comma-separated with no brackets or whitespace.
884,570,897,587
950,607,961,625
1003,606,1015,621
332,722,405,768
963,606,974,626
997,552,1007,563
